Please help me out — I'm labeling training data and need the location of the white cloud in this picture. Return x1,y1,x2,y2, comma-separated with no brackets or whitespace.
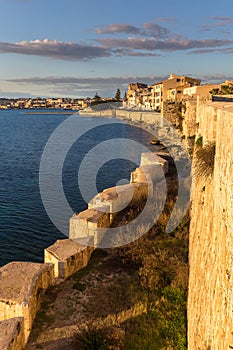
0,39,111,61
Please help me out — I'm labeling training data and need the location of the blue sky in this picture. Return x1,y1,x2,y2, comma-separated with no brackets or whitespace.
0,0,233,98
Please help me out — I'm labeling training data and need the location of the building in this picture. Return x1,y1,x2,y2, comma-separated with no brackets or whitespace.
183,84,220,99
163,73,201,103
151,82,163,111
126,82,148,108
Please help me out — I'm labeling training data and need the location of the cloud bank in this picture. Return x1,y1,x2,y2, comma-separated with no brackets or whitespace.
0,19,232,61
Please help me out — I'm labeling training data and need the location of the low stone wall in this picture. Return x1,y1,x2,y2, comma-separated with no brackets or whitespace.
116,109,163,126
44,239,94,279
0,262,55,345
69,153,168,247
79,108,164,126
140,152,169,174
79,109,115,117
0,243,95,350
69,208,111,246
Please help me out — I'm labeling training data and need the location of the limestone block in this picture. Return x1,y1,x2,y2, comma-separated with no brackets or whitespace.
140,152,169,174
0,262,55,344
45,239,94,279
69,208,110,246
130,164,165,195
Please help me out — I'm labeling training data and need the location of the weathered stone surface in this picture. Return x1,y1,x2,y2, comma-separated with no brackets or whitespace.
89,184,143,217
0,318,24,350
182,98,197,137
0,262,54,343
188,102,233,350
69,208,110,246
0,262,54,304
130,164,164,190
140,152,169,174
45,239,94,279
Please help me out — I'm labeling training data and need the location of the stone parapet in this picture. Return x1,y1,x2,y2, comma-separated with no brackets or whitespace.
69,208,110,246
45,239,94,279
140,152,169,174
0,262,55,344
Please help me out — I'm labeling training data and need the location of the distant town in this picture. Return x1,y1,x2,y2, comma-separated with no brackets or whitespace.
1,73,233,112
0,96,108,111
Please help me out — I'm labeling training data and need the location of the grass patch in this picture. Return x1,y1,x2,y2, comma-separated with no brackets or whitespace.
71,249,108,281
75,325,125,350
124,287,187,350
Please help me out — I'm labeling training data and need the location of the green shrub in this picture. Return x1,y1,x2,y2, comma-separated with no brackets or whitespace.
73,281,86,291
75,326,125,350
193,141,216,180
75,327,108,350
195,136,203,146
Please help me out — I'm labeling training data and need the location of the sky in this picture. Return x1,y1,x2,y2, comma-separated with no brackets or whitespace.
0,0,233,98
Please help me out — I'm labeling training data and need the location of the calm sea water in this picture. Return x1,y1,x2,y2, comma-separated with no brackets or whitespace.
0,110,154,266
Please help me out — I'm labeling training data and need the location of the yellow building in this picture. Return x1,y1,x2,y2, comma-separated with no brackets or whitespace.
127,82,148,108
151,82,163,111
163,73,201,103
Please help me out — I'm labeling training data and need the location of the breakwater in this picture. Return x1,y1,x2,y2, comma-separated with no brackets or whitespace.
79,108,164,126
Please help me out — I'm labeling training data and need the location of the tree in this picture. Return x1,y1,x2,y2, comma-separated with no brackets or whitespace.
114,88,121,101
123,92,127,101
93,92,101,101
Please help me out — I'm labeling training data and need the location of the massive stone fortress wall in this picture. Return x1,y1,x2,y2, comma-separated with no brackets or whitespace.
187,102,233,349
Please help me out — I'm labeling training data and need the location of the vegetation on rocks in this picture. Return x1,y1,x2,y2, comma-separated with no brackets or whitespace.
210,82,233,95
193,141,216,181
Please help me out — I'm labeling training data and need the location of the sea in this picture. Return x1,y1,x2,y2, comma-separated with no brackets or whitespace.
0,109,155,266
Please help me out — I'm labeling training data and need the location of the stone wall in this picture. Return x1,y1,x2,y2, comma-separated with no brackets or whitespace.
0,243,95,350
44,239,94,279
182,98,197,137
0,262,55,345
69,153,168,247
188,102,233,349
79,108,164,126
